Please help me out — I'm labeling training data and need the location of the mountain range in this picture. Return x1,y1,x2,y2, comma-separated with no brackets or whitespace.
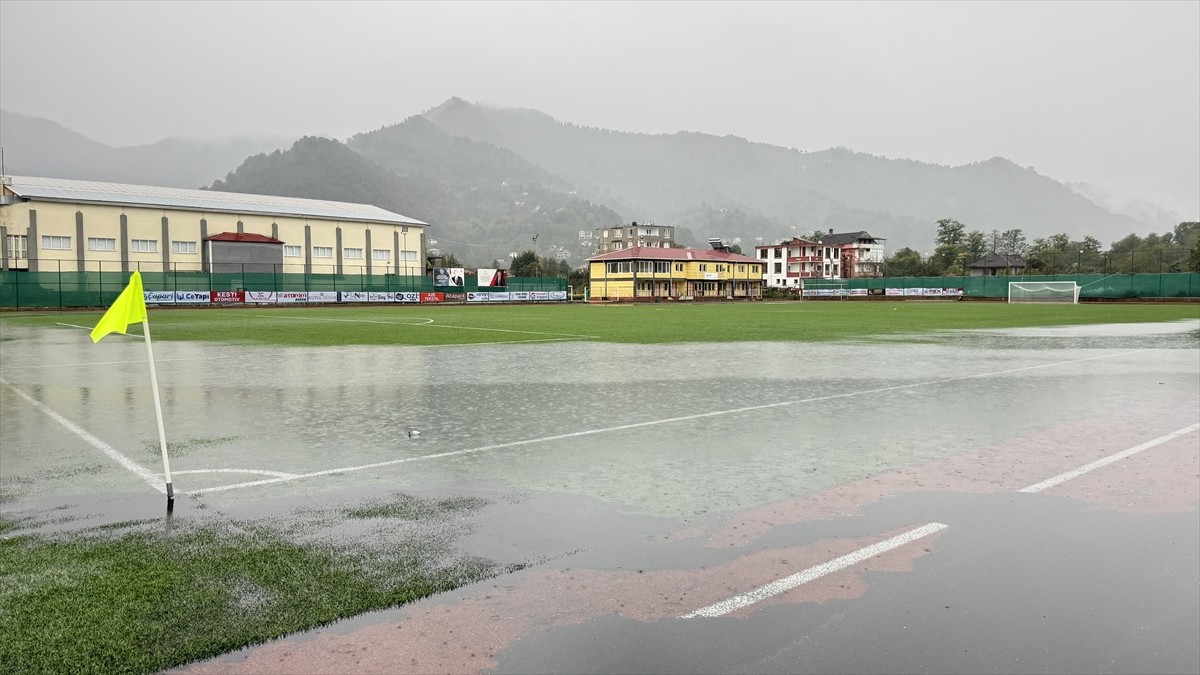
1,100,1185,266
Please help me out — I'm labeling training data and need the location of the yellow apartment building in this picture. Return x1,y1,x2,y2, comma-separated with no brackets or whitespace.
0,176,426,275
588,246,764,300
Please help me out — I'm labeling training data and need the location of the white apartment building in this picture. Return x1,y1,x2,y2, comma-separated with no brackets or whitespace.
755,237,841,288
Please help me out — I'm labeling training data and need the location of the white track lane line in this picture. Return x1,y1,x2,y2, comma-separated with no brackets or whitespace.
1019,422,1200,493
681,420,1199,619
0,379,166,494
682,523,950,618
190,349,1150,495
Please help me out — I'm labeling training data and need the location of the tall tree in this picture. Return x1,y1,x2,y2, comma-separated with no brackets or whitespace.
935,219,967,248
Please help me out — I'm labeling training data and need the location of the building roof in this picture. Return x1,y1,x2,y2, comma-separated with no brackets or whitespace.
968,253,1026,269
206,232,283,244
3,175,426,227
588,246,761,264
821,231,884,246
755,236,824,249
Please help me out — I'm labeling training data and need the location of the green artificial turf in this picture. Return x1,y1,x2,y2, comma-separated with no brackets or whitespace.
2,301,1197,347
0,493,520,675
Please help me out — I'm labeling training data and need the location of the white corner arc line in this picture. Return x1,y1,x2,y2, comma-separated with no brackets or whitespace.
0,379,166,494
682,522,949,619
1019,422,1200,493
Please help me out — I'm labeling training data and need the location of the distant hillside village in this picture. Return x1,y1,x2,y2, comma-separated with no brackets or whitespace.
14,174,1195,309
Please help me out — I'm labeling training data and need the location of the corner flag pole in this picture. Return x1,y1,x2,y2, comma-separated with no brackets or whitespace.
141,318,173,500
90,270,173,501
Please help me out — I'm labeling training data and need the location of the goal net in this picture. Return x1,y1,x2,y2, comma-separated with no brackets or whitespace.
1008,281,1080,304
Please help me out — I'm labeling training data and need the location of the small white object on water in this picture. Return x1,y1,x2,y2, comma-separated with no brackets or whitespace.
408,430,420,439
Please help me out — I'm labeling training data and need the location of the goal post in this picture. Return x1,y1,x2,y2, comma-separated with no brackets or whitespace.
1007,281,1080,304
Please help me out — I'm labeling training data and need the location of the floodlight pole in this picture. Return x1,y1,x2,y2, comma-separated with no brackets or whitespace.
141,319,174,502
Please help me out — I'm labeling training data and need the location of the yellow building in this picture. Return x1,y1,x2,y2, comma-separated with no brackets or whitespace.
588,246,764,300
0,175,426,275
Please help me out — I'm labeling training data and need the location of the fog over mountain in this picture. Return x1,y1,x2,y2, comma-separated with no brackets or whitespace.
2,100,1169,263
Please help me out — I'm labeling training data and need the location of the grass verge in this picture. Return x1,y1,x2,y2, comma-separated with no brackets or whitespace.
0,493,522,674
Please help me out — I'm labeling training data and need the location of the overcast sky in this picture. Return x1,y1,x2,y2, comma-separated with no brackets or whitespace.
2,1,1197,215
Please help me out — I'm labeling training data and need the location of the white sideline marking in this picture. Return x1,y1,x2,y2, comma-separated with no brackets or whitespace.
682,522,950,618
0,378,166,494
1019,423,1200,493
681,421,1198,619
189,349,1149,495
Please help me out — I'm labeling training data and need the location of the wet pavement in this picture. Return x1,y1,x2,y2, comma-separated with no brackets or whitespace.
1,319,1198,673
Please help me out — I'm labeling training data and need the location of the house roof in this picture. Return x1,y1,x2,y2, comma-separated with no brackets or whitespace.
588,246,761,264
3,175,426,227
968,253,1026,268
821,231,884,246
755,237,824,249
206,232,284,244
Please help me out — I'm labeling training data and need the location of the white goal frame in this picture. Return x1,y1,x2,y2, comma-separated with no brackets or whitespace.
1007,281,1080,304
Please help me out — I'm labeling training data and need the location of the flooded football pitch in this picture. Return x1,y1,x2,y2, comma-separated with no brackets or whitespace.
2,318,1198,673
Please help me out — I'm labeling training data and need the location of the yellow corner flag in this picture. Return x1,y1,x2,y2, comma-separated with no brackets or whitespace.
90,271,148,343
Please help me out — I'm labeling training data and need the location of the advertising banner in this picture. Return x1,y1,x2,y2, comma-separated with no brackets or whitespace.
444,292,466,302
530,291,550,301
211,290,244,303
467,292,490,303
434,267,466,287
340,291,368,303
173,291,211,304
419,292,444,303
943,288,964,296
398,292,420,303
850,288,868,296
145,291,176,304
246,290,276,303
489,292,510,302
366,292,394,303
886,288,904,296
868,288,886,296
276,291,308,304
549,291,567,300
924,288,943,296
478,268,508,287
510,291,530,302
309,291,337,303
903,287,925,296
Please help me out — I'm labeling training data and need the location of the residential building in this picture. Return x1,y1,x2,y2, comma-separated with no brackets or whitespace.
820,230,886,278
968,253,1026,276
755,237,842,288
0,175,426,275
595,221,675,254
588,246,763,300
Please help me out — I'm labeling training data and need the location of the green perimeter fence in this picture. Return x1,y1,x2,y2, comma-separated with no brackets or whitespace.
803,273,1200,299
0,271,567,309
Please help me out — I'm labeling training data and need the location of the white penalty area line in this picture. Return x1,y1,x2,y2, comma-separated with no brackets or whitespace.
683,523,949,618
188,349,1150,496
682,419,1199,620
242,312,599,340
1019,422,1200,493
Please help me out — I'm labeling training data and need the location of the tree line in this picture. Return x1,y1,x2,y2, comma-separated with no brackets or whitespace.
884,220,1200,276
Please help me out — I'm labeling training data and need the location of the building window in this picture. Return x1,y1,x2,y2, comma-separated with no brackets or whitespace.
171,241,197,254
88,237,117,252
372,249,391,261
42,235,71,250
344,247,363,260
774,249,782,258
401,250,418,261
606,261,631,274
131,239,157,253
7,234,28,258
759,249,767,259
699,264,708,271
774,262,782,274
284,245,302,258
313,246,333,258
675,263,683,272
654,261,670,273
738,265,745,272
